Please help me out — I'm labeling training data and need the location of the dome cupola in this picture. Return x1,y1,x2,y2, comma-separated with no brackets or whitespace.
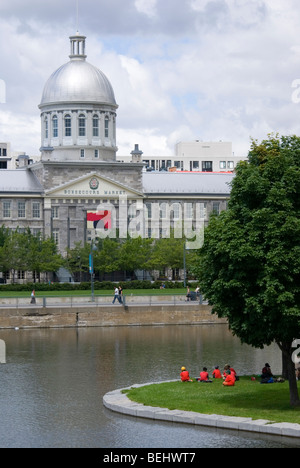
39,34,118,162
40,34,117,108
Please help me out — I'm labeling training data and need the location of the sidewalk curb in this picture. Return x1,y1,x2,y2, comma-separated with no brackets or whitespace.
103,381,300,439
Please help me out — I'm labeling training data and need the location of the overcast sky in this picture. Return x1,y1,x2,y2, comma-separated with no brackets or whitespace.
1,0,300,158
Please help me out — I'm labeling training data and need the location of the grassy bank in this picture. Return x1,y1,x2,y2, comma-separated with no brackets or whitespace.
0,288,186,298
124,378,300,424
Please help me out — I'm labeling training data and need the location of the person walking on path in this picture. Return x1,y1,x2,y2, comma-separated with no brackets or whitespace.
118,286,123,304
30,290,36,304
112,286,122,304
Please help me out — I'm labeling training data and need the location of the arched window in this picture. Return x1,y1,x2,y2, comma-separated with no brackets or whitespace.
64,114,72,137
44,117,48,139
93,115,99,137
105,116,109,138
78,114,86,137
52,115,58,138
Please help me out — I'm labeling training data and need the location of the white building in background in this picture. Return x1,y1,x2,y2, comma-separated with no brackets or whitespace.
0,142,39,169
118,140,247,172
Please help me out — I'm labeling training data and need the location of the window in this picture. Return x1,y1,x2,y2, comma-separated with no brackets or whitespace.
3,201,11,218
17,270,25,279
79,114,86,137
94,149,99,158
18,202,26,218
64,114,72,137
212,202,220,214
172,203,181,220
185,203,193,219
52,229,59,246
220,161,226,169
51,206,59,219
145,203,152,219
52,115,58,138
80,149,85,158
174,161,183,170
228,161,234,170
160,203,167,219
3,148,7,156
105,116,109,138
93,115,99,137
45,117,48,139
202,161,213,172
32,202,40,218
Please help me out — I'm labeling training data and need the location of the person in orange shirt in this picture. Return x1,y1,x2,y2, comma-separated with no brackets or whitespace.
180,366,193,382
223,370,235,386
223,364,237,380
212,366,222,379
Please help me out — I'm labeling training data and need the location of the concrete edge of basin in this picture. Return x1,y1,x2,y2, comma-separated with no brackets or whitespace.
103,381,300,440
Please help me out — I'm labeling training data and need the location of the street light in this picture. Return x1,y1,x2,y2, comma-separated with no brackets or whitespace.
89,240,97,302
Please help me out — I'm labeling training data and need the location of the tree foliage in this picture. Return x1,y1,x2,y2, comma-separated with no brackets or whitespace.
0,229,64,282
194,134,300,406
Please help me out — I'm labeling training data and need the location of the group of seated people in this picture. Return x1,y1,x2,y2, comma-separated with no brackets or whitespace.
180,365,238,386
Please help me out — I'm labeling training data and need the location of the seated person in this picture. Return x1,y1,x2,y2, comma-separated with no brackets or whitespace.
197,367,212,383
180,366,193,382
223,364,237,380
223,370,235,386
212,366,222,379
261,363,274,383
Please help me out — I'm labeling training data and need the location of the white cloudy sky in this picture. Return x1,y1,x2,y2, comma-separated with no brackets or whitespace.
1,0,300,158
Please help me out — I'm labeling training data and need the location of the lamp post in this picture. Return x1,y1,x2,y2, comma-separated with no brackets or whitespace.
89,240,97,302
183,240,186,288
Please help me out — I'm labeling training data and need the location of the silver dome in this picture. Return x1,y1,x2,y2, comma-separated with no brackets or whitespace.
40,35,117,108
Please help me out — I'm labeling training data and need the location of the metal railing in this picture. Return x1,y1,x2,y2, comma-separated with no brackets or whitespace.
0,294,204,308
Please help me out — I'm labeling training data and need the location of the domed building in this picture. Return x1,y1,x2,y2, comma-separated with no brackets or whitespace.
0,33,233,282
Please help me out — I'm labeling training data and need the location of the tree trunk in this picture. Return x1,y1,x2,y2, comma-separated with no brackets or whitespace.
281,350,289,380
278,341,300,407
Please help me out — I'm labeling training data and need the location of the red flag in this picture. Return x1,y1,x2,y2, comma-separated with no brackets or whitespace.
87,211,111,230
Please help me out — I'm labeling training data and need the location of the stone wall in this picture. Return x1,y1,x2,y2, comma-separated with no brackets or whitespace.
0,304,226,329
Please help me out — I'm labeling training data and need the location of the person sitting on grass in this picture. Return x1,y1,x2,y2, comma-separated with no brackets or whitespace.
212,366,222,379
223,364,238,381
223,370,235,387
197,367,212,383
180,366,193,382
261,363,274,383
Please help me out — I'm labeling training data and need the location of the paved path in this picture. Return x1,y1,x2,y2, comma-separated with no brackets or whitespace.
103,381,300,440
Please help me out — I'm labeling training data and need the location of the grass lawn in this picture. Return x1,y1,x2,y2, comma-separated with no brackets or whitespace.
0,288,186,298
124,377,300,424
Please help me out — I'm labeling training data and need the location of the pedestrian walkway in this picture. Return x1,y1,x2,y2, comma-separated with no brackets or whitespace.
103,381,300,440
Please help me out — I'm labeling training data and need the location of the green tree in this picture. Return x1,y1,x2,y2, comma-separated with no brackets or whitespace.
66,241,90,281
118,237,153,278
195,134,300,406
144,236,183,280
0,230,29,282
94,238,121,274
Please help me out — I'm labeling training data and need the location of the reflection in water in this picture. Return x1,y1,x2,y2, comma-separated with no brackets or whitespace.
0,325,296,448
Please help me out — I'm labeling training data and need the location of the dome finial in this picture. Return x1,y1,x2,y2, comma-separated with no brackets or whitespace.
69,34,87,60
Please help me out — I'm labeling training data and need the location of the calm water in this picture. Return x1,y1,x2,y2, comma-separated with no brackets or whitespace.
0,324,297,448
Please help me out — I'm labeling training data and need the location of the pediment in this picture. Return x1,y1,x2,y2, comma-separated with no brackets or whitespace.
45,173,144,199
